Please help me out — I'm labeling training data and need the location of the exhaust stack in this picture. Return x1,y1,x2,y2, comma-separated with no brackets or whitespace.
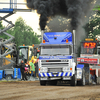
73,30,76,47
41,30,44,43
73,30,77,63
72,30,76,55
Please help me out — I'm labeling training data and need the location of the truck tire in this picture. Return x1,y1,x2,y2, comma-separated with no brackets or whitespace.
84,65,90,85
40,81,46,86
78,69,85,86
70,71,77,86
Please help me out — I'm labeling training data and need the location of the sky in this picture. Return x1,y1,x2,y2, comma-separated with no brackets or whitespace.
0,0,41,35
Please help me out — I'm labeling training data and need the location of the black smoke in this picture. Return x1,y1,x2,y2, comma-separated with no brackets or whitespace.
26,0,95,30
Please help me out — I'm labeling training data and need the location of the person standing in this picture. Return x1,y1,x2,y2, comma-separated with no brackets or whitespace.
30,60,35,77
20,60,27,81
35,60,38,78
86,48,91,54
25,61,30,70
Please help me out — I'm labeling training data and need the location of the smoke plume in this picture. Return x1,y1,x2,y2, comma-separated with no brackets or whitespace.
26,0,95,30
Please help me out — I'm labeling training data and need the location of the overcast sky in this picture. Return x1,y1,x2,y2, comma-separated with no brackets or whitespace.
0,0,41,35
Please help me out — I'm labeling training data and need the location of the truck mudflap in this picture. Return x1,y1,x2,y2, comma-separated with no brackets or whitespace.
39,72,72,77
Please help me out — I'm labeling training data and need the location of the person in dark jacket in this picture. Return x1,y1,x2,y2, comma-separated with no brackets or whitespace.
20,60,27,81
35,60,38,78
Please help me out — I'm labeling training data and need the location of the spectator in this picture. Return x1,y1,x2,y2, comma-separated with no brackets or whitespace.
20,60,27,81
34,56,37,61
30,56,36,64
35,60,38,78
85,48,92,54
25,61,30,73
25,61,30,69
30,60,35,77
90,69,97,84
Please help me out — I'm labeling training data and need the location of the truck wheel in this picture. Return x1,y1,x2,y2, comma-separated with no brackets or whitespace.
70,71,77,86
80,69,85,86
40,81,46,86
78,69,85,86
84,65,90,85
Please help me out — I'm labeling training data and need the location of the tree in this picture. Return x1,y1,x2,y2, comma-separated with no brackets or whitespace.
93,5,100,11
0,21,8,39
84,9,100,39
12,17,40,48
0,17,41,48
0,21,3,28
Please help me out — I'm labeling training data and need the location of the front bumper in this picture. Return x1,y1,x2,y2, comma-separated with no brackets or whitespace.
39,72,72,80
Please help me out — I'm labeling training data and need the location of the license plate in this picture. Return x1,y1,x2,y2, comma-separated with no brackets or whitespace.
63,77,71,80
40,78,47,80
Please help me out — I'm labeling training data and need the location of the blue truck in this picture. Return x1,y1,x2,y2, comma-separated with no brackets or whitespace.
38,31,85,86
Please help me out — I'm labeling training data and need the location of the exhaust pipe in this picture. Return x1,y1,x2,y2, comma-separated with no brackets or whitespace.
73,30,77,64
73,30,76,48
41,30,44,43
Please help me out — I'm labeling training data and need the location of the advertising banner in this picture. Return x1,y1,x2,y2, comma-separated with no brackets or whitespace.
77,58,98,64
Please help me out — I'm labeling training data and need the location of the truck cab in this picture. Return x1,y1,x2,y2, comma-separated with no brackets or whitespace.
77,38,100,84
17,45,34,64
38,32,77,86
80,38,97,57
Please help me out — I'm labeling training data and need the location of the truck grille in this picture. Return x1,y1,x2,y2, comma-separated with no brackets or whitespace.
48,68,62,72
41,60,69,67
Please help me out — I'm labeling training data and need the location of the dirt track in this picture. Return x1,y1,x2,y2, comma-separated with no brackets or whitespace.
0,81,100,100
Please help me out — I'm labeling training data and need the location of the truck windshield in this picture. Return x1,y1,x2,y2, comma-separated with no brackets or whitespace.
40,45,71,55
18,47,28,63
81,42,97,54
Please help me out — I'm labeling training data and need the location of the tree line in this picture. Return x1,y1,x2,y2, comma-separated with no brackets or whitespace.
84,6,100,40
0,17,41,48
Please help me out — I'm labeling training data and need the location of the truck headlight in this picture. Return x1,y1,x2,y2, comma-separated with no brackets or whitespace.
40,67,47,72
63,67,69,71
